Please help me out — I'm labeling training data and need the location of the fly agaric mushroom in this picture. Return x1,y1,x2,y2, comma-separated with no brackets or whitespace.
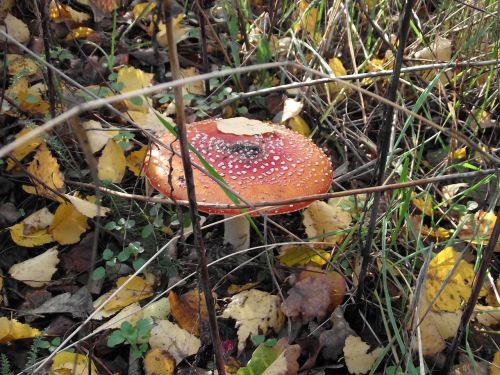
145,117,333,250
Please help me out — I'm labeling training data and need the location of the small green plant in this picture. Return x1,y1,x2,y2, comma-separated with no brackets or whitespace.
105,217,136,232
92,242,146,280
107,318,153,359
113,131,135,151
1,354,13,375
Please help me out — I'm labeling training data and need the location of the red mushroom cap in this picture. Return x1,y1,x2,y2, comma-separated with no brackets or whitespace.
145,117,333,215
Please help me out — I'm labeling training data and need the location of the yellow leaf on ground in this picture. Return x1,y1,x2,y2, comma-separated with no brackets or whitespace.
50,352,98,375
9,247,59,288
285,115,311,136
81,120,119,154
221,289,284,353
49,202,89,245
128,109,172,134
0,317,40,343
155,16,190,48
411,192,434,216
6,127,43,171
6,54,38,76
97,139,126,183
7,77,49,115
343,336,383,375
116,66,153,111
10,207,54,247
303,200,352,245
296,0,318,38
491,351,500,375
328,57,348,95
144,348,176,375
458,210,499,251
169,289,208,337
94,303,143,334
4,13,30,44
180,67,205,96
102,276,154,311
49,1,91,23
126,146,147,176
425,247,475,312
149,320,201,363
132,2,156,20
63,194,110,218
278,245,331,267
65,27,95,41
414,36,452,82
409,215,450,242
449,146,467,160
23,144,64,199
411,294,462,355
227,282,260,295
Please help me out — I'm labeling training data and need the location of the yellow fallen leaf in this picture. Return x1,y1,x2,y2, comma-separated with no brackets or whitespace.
81,120,119,154
9,247,59,288
65,26,95,41
425,247,475,312
328,57,348,95
103,276,154,311
491,351,500,375
343,335,383,375
414,36,452,82
0,0,14,18
10,207,54,247
411,192,434,216
144,348,176,375
6,54,38,76
278,244,331,267
133,2,156,20
449,146,467,160
50,352,98,375
295,0,319,39
458,210,499,251
155,16,190,48
149,320,201,363
6,127,43,171
0,317,40,343
128,109,172,134
409,215,450,241
49,202,89,245
63,193,110,218
22,144,64,199
221,289,284,353
97,139,127,183
303,200,352,245
7,77,49,115
116,66,153,111
169,289,208,337
49,1,91,23
227,282,260,295
411,294,462,355
94,303,143,334
126,146,147,176
4,13,30,44
180,67,205,96
285,115,311,136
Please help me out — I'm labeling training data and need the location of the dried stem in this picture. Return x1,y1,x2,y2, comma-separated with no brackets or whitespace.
163,1,226,373
357,0,416,297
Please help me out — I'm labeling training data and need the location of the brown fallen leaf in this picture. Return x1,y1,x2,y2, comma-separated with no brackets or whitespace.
169,289,208,337
144,348,176,375
282,276,331,321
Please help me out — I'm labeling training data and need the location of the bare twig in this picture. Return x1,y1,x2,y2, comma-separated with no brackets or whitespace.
163,0,226,373
357,0,416,296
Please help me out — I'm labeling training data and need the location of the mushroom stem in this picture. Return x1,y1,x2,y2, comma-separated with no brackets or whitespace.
224,215,250,250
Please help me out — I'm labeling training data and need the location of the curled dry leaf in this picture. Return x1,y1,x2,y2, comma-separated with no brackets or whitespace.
10,207,54,247
9,247,59,288
180,67,206,96
282,269,346,321
144,348,176,375
273,98,303,124
0,317,41,343
49,202,89,245
303,200,352,245
149,320,201,363
63,194,110,218
458,210,499,251
411,294,462,355
221,289,285,353
343,335,383,375
50,352,98,375
97,139,127,183
425,247,475,312
169,289,208,337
